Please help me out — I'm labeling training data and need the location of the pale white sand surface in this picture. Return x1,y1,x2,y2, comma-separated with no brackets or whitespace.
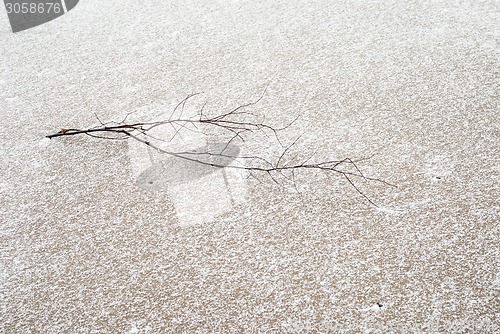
0,1,498,332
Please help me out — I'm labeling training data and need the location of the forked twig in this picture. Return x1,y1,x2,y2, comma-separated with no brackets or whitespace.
47,91,395,205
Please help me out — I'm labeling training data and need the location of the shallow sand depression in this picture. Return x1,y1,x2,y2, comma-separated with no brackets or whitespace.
0,0,498,333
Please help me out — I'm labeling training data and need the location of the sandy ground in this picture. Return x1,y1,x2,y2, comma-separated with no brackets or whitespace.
0,0,499,333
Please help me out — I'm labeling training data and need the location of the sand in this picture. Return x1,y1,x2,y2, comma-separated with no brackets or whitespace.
0,0,498,332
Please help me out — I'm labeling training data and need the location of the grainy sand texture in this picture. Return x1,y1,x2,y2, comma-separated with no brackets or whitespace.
0,0,498,333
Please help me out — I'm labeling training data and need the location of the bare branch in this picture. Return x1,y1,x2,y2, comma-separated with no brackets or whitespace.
46,91,395,205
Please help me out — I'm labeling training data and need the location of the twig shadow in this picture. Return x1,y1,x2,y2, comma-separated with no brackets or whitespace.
136,143,240,191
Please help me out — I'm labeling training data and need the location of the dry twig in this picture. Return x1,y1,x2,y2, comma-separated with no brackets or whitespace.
47,91,394,206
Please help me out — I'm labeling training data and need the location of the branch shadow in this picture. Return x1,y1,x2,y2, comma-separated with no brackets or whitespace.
136,142,240,191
